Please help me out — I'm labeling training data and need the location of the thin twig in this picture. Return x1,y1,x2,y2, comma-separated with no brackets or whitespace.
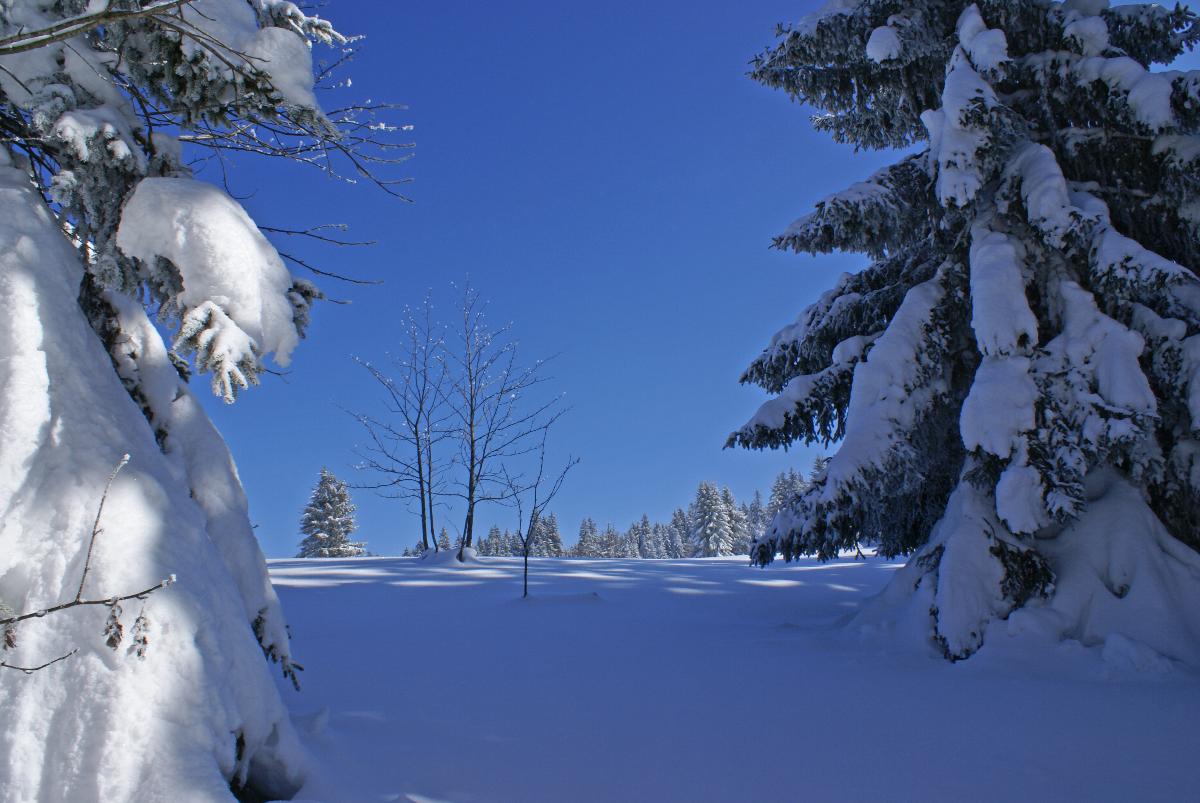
76,454,130,603
1,578,176,628
0,650,78,674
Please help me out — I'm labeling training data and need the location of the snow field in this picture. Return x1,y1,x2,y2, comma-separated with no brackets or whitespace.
270,555,1200,802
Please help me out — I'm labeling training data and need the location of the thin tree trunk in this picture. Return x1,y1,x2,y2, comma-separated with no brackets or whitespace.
461,500,474,561
424,436,437,552
459,420,477,561
415,441,429,552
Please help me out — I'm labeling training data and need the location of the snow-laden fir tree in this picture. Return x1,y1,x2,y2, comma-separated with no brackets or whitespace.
0,0,405,797
722,487,753,555
766,468,810,519
648,523,671,558
297,469,365,558
743,490,770,544
438,528,453,551
633,514,667,558
666,508,692,558
531,513,566,557
573,518,603,557
731,0,1200,661
596,523,626,558
807,455,831,483
690,482,736,557
478,524,503,556
626,515,653,558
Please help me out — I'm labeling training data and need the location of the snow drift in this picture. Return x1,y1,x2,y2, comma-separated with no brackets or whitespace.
0,159,305,800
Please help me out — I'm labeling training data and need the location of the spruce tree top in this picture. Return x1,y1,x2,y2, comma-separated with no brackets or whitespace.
731,0,1200,581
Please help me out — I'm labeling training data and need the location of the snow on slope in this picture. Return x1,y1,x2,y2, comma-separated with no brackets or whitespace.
0,159,304,801
270,555,1200,802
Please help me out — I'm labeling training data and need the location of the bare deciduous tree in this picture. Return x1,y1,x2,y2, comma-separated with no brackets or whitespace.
352,293,452,552
446,284,562,561
353,283,571,561
508,430,578,598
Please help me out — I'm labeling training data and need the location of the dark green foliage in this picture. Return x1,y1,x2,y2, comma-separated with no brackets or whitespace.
733,0,1200,657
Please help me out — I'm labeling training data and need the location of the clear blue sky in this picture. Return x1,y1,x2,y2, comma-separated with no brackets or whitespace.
195,0,896,556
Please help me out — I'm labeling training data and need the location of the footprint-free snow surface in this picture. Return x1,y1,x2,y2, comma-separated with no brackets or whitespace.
269,553,1199,802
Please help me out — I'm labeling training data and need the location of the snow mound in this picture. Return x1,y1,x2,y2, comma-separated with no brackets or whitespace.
181,0,319,110
422,546,482,566
854,471,1200,667
116,177,301,368
1030,473,1200,666
865,26,901,63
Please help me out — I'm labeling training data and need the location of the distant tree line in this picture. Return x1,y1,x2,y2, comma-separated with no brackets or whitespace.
403,464,820,560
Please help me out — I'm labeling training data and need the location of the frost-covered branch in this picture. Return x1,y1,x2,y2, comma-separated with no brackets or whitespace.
0,0,192,56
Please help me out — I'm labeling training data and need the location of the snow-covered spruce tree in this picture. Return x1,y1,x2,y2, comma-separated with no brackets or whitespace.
690,482,735,557
666,508,692,558
731,0,1200,662
722,487,752,555
597,523,623,558
479,524,503,556
531,512,565,557
297,469,365,558
0,1,405,797
743,489,768,543
573,517,602,557
766,468,809,519
634,514,665,558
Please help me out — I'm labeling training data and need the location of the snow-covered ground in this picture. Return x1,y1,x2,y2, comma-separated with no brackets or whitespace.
269,553,1199,802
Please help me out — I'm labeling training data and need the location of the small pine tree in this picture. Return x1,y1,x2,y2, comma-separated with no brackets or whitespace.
296,469,366,558
437,528,452,552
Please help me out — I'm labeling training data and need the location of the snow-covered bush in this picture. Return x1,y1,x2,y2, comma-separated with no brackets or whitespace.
297,469,366,558
0,1,403,798
732,0,1200,662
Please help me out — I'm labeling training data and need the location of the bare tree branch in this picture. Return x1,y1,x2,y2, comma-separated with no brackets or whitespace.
509,426,578,597
351,293,453,552
0,650,78,674
0,454,174,672
75,453,130,602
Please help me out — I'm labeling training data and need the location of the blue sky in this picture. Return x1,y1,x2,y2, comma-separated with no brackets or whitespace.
200,1,1200,557
196,1,902,556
